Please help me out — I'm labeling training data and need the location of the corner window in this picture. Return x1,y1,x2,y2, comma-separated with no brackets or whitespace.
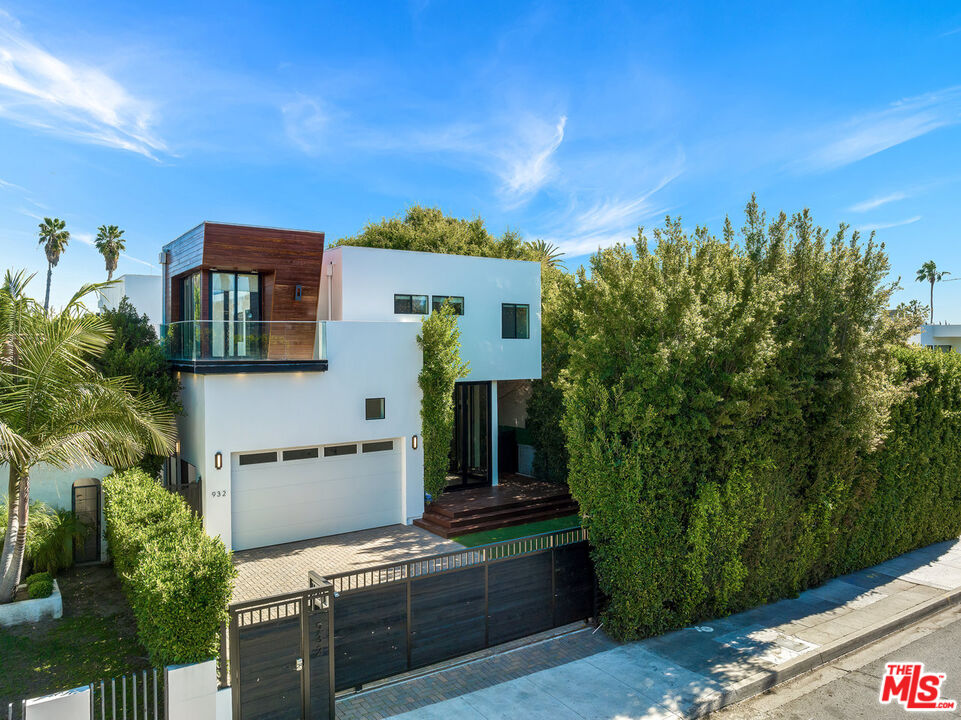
431,295,464,315
394,294,428,314
501,303,530,339
366,397,385,420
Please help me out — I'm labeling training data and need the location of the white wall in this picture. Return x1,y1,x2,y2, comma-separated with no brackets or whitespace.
320,246,541,382
179,321,424,549
915,324,961,352
98,274,162,331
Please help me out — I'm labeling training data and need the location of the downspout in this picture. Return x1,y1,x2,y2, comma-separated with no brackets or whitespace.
326,261,334,321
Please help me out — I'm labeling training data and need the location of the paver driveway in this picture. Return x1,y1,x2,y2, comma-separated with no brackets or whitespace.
232,523,463,602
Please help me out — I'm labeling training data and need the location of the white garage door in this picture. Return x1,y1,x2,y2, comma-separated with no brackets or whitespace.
230,439,402,551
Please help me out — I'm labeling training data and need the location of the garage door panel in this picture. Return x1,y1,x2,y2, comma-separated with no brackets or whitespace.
231,443,402,551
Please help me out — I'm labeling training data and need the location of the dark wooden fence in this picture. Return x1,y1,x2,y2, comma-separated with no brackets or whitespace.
309,526,595,692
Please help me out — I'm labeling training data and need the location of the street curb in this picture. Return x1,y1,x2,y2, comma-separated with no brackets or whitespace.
687,584,961,718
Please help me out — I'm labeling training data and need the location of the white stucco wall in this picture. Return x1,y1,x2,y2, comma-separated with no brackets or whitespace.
179,321,424,550
97,274,162,331
914,324,961,352
320,246,541,382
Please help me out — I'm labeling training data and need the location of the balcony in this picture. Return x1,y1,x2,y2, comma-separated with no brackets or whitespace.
162,320,328,373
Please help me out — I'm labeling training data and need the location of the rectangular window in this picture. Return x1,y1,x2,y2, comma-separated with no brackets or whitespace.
431,295,465,315
283,448,319,461
238,451,277,466
362,440,394,453
324,444,357,457
501,303,530,339
394,294,428,314
365,398,386,420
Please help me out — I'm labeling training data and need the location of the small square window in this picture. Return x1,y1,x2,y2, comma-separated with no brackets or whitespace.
394,294,428,314
366,397,385,420
501,303,530,339
431,295,465,315
324,444,357,457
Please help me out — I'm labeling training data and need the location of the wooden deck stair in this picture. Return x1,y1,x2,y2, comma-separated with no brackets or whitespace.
413,478,579,539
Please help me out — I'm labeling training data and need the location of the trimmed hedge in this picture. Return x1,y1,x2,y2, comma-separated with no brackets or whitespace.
25,571,53,599
103,468,235,666
561,200,961,639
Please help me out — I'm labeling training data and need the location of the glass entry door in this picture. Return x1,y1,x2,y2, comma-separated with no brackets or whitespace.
448,381,491,490
211,272,261,358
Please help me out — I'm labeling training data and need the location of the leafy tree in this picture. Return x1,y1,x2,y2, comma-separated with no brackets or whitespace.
95,297,181,476
37,217,69,313
336,205,534,260
94,225,126,281
915,260,949,323
0,270,175,603
417,303,469,500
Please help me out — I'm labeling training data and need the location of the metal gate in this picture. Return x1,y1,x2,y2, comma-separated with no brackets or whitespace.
72,480,101,563
228,585,334,720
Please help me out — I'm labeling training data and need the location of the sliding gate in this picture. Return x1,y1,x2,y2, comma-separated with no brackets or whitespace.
227,585,334,720
310,527,595,692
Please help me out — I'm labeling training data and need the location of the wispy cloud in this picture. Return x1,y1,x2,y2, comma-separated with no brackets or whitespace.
0,12,165,157
856,215,922,232
498,115,566,203
799,86,961,172
848,191,908,213
540,166,682,256
940,27,961,37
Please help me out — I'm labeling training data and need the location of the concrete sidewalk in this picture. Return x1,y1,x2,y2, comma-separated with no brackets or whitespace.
337,537,961,720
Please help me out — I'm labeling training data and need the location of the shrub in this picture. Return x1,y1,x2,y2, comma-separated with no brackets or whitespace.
417,304,470,499
26,574,53,599
103,468,235,666
562,199,944,639
0,501,86,576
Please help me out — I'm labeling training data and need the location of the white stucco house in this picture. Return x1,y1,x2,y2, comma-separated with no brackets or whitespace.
160,223,542,551
97,273,163,331
913,323,961,352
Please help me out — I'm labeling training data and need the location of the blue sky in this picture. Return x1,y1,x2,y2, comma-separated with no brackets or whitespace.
1,1,960,317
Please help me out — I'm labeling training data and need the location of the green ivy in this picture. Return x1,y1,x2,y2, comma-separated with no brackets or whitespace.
102,469,235,666
417,304,470,500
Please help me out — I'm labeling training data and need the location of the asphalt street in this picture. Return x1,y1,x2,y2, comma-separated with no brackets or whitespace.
712,604,961,719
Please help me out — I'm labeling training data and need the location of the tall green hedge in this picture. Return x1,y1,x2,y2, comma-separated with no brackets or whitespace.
103,468,235,666
562,199,958,640
417,304,470,500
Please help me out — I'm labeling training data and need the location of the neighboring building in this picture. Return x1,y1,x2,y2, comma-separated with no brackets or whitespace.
912,324,961,352
160,223,541,551
97,273,163,331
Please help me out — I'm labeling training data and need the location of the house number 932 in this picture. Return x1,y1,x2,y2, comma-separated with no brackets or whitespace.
211,490,228,498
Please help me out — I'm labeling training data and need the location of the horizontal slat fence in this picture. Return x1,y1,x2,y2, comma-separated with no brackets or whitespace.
309,526,594,692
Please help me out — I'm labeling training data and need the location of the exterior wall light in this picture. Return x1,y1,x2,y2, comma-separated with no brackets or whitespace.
215,451,223,470
175,440,181,455
411,435,418,450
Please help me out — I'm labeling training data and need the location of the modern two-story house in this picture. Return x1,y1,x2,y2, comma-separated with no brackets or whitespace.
161,223,542,551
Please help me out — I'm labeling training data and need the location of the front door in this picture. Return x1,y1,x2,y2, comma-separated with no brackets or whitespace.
72,481,100,563
448,382,491,490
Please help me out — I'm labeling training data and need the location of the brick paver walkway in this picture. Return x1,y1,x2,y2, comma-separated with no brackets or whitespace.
232,524,462,602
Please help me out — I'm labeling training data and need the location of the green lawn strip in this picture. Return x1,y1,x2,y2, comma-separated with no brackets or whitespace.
0,615,150,705
453,514,582,547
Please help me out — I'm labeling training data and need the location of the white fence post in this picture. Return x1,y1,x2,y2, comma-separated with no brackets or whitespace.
164,660,217,720
23,686,91,720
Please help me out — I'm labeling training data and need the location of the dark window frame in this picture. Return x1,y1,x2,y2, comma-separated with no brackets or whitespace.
282,447,320,461
501,303,530,339
365,397,386,420
362,440,394,453
324,444,358,458
238,451,278,466
394,294,428,314
431,295,465,315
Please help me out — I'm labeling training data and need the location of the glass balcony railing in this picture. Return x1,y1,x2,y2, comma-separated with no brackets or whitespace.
162,321,327,362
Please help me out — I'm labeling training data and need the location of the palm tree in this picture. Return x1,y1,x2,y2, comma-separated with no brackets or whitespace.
915,261,950,323
0,270,175,602
37,218,69,313
94,225,126,281
526,239,565,268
